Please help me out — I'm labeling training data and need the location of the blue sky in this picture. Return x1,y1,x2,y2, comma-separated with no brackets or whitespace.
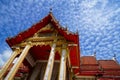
0,0,120,66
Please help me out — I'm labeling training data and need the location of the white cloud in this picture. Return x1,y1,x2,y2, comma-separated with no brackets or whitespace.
81,0,98,8
0,58,4,67
0,0,120,63
79,0,120,32
0,49,12,67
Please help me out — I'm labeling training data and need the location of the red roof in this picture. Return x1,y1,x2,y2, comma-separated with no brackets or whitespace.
81,56,98,65
77,57,120,78
104,70,120,76
80,56,99,71
98,60,120,77
98,60,120,70
80,65,99,71
6,12,79,47
81,56,99,70
79,56,102,76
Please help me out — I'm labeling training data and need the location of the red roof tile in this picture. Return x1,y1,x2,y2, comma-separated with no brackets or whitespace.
80,56,100,71
80,65,99,71
98,60,120,70
104,70,120,76
81,56,98,65
98,60,120,77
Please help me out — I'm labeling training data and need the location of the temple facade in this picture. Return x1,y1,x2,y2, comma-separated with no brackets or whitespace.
0,12,120,80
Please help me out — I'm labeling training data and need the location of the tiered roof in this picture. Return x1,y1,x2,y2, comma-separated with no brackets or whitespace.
99,60,120,78
77,56,120,79
78,56,103,76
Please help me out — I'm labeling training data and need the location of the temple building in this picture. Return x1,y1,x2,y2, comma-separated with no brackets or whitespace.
0,12,120,80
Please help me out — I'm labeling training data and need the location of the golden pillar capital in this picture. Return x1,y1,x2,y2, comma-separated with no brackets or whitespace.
27,41,32,46
53,38,57,43
14,47,20,53
59,44,68,58
62,44,67,49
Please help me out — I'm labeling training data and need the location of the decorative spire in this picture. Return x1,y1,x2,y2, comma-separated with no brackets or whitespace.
94,51,96,57
113,54,116,61
76,29,79,34
49,7,52,13
65,24,68,30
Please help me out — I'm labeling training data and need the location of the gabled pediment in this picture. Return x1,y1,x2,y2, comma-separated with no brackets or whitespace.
32,23,58,38
6,13,78,47
13,22,67,48
38,23,54,33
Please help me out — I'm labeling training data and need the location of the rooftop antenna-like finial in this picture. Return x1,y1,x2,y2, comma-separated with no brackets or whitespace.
76,29,79,34
113,54,116,61
94,51,96,57
65,24,68,30
49,7,52,13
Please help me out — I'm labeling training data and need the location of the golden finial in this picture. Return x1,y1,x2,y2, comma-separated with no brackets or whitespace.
94,51,96,57
49,7,52,13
